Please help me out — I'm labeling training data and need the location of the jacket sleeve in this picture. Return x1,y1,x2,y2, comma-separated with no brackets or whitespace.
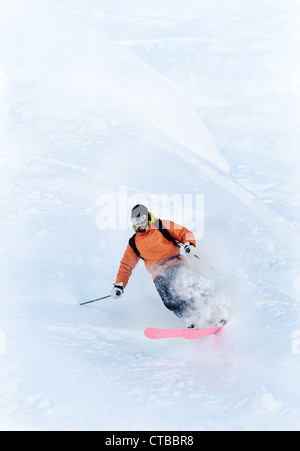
161,219,197,247
115,243,140,289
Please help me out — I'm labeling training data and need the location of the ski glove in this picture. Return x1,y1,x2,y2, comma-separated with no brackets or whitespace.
183,242,196,257
111,283,124,299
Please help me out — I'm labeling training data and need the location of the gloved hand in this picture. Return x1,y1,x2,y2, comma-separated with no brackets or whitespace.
183,242,196,257
111,283,124,299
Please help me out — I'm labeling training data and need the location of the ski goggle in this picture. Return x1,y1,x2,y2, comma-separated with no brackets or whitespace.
130,214,148,226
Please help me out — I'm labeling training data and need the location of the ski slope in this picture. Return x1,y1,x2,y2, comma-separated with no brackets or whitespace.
0,0,300,431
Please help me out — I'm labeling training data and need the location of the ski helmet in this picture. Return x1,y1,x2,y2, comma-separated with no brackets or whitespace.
130,204,150,231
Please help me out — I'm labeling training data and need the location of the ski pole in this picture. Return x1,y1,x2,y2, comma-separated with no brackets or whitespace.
179,243,220,275
194,255,221,275
80,295,111,306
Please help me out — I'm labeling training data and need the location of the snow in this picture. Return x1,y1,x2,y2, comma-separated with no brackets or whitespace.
0,0,300,431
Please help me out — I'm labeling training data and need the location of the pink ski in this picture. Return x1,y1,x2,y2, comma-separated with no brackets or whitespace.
144,326,223,340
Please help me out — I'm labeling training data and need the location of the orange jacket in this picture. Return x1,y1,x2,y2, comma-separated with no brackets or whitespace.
115,219,196,288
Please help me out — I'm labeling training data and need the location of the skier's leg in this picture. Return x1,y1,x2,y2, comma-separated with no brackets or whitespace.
154,265,194,320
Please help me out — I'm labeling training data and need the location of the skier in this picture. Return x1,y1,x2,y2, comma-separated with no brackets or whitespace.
111,204,199,327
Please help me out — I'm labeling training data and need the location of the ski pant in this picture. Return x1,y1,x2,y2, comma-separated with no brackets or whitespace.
154,264,193,320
